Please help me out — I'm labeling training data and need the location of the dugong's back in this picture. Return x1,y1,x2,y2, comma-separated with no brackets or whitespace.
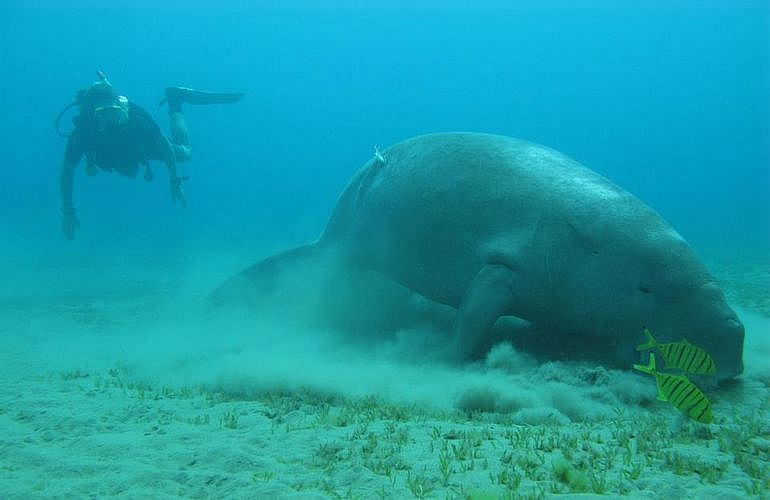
322,132,659,307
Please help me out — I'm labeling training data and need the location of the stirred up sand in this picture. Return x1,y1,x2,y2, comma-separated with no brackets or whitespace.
0,253,768,499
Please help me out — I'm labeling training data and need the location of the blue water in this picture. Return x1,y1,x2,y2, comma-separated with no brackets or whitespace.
0,0,766,263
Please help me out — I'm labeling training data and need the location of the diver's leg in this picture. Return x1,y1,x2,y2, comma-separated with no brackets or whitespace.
171,143,191,162
161,85,242,162
166,100,191,166
162,85,243,148
169,110,191,148
165,91,192,149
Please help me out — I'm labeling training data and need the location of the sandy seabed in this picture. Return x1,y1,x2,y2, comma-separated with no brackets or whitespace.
0,254,768,499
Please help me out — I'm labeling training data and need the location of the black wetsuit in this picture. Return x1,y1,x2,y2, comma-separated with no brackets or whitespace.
65,103,167,177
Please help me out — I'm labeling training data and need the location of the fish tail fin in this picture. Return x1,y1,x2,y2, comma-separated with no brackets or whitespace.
633,352,658,375
635,327,658,352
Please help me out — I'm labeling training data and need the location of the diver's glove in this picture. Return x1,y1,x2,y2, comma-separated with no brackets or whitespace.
170,175,189,207
61,205,79,240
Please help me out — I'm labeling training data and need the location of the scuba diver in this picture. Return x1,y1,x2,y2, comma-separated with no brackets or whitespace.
56,71,243,240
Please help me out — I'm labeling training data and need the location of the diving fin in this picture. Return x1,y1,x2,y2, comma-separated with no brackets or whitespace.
160,86,244,107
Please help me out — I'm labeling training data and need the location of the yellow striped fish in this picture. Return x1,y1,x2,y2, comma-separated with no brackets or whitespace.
634,354,714,424
636,328,716,376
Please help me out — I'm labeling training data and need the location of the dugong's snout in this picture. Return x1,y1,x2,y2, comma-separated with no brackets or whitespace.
718,315,745,381
686,281,745,382
727,316,746,376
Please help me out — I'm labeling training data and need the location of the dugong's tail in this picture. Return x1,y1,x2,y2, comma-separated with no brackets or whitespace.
208,242,446,335
209,243,329,309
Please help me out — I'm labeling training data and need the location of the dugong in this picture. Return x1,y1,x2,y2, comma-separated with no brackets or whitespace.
214,133,744,381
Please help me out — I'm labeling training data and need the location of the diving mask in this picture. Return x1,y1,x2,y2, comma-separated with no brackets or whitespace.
95,95,130,129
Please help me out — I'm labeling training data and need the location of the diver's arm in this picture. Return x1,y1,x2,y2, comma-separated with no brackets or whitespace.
59,158,77,210
60,128,85,211
59,157,80,240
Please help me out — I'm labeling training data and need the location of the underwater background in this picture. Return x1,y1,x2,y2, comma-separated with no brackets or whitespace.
2,0,768,259
1,0,769,498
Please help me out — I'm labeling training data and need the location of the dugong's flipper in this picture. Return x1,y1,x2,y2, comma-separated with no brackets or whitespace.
456,264,519,358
